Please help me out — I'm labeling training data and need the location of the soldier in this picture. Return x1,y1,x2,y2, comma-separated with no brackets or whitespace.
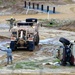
6,17,15,31
0,45,12,65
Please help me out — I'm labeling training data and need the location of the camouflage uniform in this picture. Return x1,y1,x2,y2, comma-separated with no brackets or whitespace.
6,18,15,31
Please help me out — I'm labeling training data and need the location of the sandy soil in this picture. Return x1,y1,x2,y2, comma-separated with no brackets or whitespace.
0,13,75,22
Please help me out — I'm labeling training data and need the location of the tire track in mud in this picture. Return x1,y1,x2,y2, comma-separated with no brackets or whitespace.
0,45,42,67
13,45,41,62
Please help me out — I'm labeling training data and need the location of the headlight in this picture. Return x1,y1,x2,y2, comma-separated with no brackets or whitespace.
32,26,35,28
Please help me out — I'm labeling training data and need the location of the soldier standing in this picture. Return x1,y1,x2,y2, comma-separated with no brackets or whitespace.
0,45,12,65
6,17,15,31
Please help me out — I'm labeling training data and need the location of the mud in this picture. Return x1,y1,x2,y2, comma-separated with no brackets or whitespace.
59,21,75,32
0,26,75,75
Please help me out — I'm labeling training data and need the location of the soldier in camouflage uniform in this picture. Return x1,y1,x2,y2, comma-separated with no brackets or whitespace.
6,17,15,31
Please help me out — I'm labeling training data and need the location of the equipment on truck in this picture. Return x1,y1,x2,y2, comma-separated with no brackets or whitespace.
10,18,39,51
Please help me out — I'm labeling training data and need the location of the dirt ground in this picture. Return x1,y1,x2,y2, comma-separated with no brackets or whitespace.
0,13,75,21
0,3,75,75
0,26,75,75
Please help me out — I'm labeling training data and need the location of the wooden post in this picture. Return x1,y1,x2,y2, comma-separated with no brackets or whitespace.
29,2,31,8
41,5,43,11
24,1,26,8
47,11,49,20
37,4,39,9
33,3,35,9
53,7,55,13
47,6,49,12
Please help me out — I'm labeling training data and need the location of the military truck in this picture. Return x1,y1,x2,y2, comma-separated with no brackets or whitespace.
10,18,39,51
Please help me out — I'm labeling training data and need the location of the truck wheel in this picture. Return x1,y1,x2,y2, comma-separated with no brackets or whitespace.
70,55,74,66
28,41,35,51
59,37,70,45
35,35,39,46
61,60,67,66
70,61,74,66
10,41,16,51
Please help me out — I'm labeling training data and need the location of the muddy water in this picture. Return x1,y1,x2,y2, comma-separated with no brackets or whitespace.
0,23,9,29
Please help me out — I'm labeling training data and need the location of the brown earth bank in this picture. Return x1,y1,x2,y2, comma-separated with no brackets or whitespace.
0,13,75,22
0,36,9,39
59,21,75,32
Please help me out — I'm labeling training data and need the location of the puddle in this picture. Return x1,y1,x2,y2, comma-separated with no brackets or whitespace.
0,23,9,29
39,38,62,45
0,38,62,57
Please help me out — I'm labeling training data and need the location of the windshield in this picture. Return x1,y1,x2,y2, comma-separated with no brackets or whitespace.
12,32,17,37
17,23,33,26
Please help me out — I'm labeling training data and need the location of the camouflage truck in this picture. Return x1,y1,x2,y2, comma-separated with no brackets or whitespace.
10,18,39,51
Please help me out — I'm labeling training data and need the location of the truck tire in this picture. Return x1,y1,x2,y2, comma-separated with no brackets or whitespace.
10,41,16,51
59,37,70,45
70,55,74,66
35,35,39,46
28,41,35,51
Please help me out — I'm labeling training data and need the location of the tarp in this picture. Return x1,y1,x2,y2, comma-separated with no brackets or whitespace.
39,38,62,45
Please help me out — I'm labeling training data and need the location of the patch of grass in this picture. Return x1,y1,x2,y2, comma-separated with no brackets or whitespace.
64,0,73,3
53,59,60,63
38,19,74,27
39,59,49,63
14,63,23,69
50,65,60,69
0,0,2,5
47,23,55,27
12,61,41,69
47,19,58,27
10,0,16,5
0,66,3,69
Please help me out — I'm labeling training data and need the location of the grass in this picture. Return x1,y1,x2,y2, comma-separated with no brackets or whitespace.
50,65,60,69
47,19,59,27
64,0,73,3
39,18,74,27
0,0,2,5
11,58,60,69
53,59,60,63
11,0,16,5
12,61,41,70
0,66,3,69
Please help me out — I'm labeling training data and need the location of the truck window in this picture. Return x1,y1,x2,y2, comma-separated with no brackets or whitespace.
12,32,17,37
17,23,33,26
